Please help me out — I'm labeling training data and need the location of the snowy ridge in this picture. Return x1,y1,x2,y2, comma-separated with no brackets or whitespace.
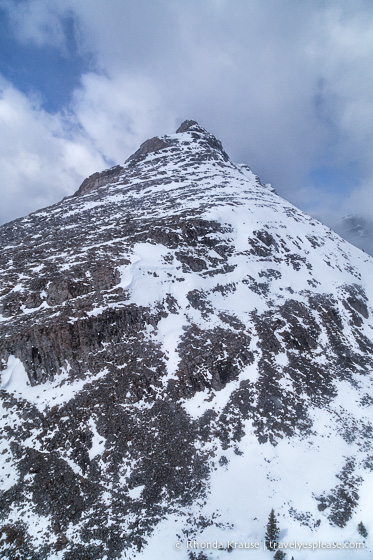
0,120,372,559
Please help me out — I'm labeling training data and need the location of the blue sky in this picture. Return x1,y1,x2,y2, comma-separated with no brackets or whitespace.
0,10,88,112
0,0,372,250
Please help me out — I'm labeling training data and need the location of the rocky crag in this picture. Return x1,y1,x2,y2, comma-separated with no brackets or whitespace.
0,120,373,559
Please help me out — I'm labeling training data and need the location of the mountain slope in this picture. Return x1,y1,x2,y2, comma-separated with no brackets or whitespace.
0,120,373,559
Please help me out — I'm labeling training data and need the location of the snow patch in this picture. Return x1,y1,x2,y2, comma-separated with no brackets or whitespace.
88,417,106,461
128,485,145,500
0,356,108,411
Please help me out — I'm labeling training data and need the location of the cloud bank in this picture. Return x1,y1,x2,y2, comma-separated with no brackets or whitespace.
0,0,372,249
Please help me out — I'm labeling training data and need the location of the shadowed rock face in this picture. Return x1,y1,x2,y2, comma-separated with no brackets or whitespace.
74,165,125,197
125,136,171,163
0,122,373,559
176,119,200,133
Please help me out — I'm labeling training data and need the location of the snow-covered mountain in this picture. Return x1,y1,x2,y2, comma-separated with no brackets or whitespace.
1,120,373,559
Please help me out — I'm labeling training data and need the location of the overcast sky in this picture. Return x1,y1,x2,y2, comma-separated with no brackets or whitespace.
0,0,372,249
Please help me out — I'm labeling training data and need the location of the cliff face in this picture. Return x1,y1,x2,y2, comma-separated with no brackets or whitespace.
0,121,373,559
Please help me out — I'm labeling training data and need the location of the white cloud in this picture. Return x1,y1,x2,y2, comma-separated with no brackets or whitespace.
0,78,106,224
0,0,69,50
0,0,372,244
343,176,373,221
71,72,176,164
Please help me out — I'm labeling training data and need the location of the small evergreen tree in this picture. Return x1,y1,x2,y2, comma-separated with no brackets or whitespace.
274,551,286,560
265,508,280,551
357,521,368,538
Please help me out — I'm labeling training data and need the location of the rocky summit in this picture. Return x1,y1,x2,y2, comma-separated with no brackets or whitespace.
0,120,373,560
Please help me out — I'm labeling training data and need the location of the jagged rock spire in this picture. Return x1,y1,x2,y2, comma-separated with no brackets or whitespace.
176,120,203,133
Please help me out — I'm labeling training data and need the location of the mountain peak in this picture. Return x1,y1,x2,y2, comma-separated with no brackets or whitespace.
175,119,203,133
74,120,230,196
